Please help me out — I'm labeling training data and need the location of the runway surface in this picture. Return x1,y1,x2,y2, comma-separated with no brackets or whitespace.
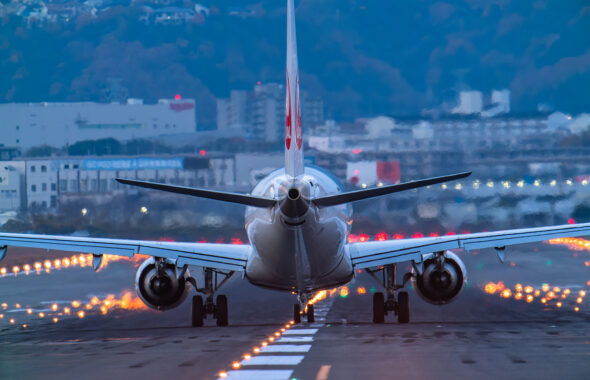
0,241,589,380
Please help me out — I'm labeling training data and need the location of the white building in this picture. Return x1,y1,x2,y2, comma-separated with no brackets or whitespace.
452,91,483,115
0,161,25,211
0,154,235,211
217,83,323,142
0,98,197,150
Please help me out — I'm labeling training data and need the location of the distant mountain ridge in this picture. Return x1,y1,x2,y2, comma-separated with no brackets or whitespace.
0,0,588,129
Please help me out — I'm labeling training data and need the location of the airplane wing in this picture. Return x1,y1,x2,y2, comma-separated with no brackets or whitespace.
348,223,590,269
0,233,250,272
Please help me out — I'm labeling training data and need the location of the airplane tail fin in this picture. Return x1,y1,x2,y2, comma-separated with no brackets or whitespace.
285,0,304,178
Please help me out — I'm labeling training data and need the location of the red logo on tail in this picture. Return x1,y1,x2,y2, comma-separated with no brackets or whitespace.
285,75,292,150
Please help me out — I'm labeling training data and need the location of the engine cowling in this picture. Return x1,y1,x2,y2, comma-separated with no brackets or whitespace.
411,251,466,305
135,257,191,311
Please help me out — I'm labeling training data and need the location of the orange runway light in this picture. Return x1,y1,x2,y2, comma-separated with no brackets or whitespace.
9,318,15,324
22,324,27,329
553,287,561,293
484,282,497,294
542,284,550,292
577,297,583,304
77,311,85,318
556,302,563,308
232,362,241,369
524,286,533,294
64,307,71,315
261,342,268,347
15,303,20,308
253,347,260,354
243,354,251,360
34,262,42,270
526,295,534,303
268,337,275,342
0,267,6,275
515,284,523,292
51,304,58,311
23,264,31,272
38,312,45,318
501,289,512,298
274,332,280,337
53,317,58,323
579,290,587,297
541,298,547,304
27,309,32,315
218,372,228,378
71,301,80,308
357,286,367,295
534,290,541,297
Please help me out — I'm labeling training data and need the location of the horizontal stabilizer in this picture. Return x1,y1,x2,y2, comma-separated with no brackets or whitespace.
116,178,276,208
313,171,472,207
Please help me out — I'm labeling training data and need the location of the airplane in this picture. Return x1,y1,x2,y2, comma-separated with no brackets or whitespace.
1,0,590,326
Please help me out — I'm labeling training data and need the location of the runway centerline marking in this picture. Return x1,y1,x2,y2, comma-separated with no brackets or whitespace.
315,365,332,380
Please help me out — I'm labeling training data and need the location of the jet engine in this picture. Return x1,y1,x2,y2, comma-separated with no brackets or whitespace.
412,251,466,305
135,257,191,311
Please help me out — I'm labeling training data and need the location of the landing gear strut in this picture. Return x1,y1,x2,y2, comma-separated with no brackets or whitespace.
293,293,314,324
367,264,411,324
191,268,234,327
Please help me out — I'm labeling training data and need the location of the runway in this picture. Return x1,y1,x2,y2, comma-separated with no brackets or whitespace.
0,241,589,380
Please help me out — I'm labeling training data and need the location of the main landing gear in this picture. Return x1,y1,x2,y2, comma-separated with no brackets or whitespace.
367,264,411,324
191,268,234,327
293,293,315,324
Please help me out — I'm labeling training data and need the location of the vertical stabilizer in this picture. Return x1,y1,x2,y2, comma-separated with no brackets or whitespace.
285,0,304,178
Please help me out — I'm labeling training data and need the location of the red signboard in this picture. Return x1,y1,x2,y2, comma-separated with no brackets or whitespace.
170,102,194,112
377,161,401,184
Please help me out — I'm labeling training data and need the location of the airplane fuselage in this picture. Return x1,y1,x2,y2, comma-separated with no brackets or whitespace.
245,166,354,293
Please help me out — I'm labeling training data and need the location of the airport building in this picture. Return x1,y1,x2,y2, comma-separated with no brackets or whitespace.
0,98,197,151
0,154,235,212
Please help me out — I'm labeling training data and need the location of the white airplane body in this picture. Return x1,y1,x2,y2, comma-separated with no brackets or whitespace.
1,0,590,325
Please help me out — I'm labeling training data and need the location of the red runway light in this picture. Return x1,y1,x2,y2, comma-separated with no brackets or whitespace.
375,232,388,241
412,233,424,238
174,94,181,100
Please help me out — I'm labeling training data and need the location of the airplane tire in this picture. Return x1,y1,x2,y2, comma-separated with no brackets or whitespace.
397,291,410,324
192,295,204,327
373,292,385,324
216,295,229,326
294,304,301,323
307,304,315,323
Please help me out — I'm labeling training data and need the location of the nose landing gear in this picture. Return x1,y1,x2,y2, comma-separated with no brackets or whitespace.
293,292,315,323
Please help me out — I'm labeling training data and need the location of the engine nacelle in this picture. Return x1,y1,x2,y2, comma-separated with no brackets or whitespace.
135,257,191,311
412,251,467,305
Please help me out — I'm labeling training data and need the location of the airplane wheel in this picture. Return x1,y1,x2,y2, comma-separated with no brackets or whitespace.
192,295,204,327
293,304,301,323
307,304,315,323
373,292,385,324
397,291,410,324
216,295,228,326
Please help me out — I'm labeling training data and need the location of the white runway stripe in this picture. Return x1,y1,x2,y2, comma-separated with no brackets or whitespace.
221,370,293,380
282,328,318,335
260,344,311,353
277,336,314,343
241,355,305,366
